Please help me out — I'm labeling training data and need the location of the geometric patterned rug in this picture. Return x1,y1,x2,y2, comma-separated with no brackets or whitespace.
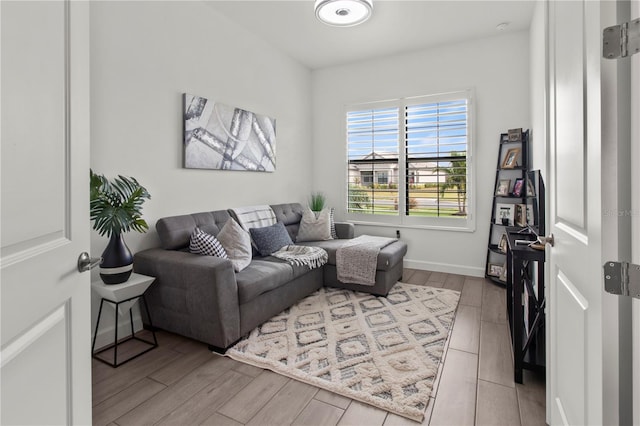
226,282,460,422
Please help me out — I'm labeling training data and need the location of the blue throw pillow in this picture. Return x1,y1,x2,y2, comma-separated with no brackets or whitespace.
249,222,293,257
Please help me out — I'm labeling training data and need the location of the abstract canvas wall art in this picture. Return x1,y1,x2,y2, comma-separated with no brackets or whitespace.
183,94,276,172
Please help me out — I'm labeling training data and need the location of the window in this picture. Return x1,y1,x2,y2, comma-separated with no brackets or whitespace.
361,171,373,187
376,171,388,185
346,90,473,230
347,107,399,215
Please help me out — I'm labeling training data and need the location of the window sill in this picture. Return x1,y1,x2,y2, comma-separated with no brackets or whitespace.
346,220,476,233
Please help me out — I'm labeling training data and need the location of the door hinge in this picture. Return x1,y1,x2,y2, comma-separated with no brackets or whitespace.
603,18,640,59
603,261,640,299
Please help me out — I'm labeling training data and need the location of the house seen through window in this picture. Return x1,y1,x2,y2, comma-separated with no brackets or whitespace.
346,90,473,229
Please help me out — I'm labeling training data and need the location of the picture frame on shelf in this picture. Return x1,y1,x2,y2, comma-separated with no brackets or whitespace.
512,178,524,197
495,179,511,196
515,204,527,227
487,263,504,278
501,147,521,169
499,262,508,282
508,128,523,142
526,178,536,196
495,203,515,226
498,233,508,253
526,204,534,225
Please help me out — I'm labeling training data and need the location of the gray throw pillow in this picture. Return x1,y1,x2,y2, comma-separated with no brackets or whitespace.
217,218,252,272
296,208,332,242
249,222,293,257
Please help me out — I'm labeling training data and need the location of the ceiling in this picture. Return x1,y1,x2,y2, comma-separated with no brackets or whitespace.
205,0,536,70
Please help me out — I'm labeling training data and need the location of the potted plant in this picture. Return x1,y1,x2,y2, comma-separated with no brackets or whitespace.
90,170,151,284
309,192,326,217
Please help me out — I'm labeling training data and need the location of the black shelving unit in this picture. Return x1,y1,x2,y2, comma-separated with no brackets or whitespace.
485,129,530,285
505,227,546,383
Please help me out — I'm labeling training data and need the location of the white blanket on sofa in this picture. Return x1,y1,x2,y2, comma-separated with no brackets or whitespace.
336,235,397,286
230,205,276,231
272,245,328,269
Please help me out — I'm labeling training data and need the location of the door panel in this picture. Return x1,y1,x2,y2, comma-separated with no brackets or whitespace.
1,305,69,425
553,1,586,229
548,0,604,424
555,271,587,426
1,0,67,250
0,1,91,424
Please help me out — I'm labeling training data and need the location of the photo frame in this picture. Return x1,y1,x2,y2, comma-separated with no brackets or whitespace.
495,179,511,196
487,263,503,277
499,262,508,282
512,178,524,197
501,147,521,169
508,128,523,142
498,233,508,253
526,178,536,196
495,203,515,226
515,204,527,227
526,204,534,225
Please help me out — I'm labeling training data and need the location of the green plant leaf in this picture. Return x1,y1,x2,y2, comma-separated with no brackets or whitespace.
90,169,151,237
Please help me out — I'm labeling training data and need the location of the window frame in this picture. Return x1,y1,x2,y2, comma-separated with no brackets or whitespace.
344,89,475,232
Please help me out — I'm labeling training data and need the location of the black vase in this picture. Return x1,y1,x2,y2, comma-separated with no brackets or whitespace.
100,233,133,284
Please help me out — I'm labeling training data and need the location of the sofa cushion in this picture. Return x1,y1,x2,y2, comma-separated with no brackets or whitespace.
271,203,305,240
156,210,231,250
249,222,293,257
236,258,310,304
303,239,408,271
189,227,228,258
296,208,332,242
217,219,252,272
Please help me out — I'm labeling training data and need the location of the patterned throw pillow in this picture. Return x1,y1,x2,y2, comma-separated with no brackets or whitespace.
217,218,252,272
189,227,228,258
329,207,338,239
296,208,332,242
249,222,293,257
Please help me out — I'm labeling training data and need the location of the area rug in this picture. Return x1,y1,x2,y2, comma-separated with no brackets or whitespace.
226,282,460,422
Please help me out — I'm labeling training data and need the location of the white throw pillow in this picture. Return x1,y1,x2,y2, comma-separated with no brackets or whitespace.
217,218,252,272
296,208,332,242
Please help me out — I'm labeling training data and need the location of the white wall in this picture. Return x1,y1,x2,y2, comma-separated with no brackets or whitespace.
529,0,547,175
312,31,531,276
89,1,312,345
90,1,312,254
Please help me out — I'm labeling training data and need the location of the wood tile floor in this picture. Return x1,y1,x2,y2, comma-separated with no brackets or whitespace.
92,268,546,426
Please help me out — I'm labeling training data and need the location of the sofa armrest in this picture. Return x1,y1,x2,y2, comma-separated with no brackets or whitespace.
335,222,354,239
133,249,240,349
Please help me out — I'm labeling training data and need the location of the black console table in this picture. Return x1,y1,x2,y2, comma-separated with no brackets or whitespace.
505,227,546,383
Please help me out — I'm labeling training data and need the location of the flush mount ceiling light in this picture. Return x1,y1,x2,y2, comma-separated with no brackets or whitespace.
314,0,373,27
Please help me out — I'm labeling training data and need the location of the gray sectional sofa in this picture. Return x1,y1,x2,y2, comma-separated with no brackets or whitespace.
134,202,407,351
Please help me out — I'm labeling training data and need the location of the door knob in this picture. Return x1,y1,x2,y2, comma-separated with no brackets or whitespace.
77,252,102,273
538,234,555,247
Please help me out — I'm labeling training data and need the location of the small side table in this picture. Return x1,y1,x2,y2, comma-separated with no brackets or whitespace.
91,272,158,367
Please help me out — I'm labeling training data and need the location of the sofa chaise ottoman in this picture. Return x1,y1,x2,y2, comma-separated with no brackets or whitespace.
134,202,408,350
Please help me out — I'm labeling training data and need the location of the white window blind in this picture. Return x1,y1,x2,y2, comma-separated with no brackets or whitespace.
346,91,473,230
347,107,399,215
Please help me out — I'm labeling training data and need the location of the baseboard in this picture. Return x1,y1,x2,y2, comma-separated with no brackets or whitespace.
404,259,485,278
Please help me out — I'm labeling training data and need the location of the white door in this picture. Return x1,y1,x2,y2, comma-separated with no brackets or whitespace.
547,0,608,424
0,1,91,424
